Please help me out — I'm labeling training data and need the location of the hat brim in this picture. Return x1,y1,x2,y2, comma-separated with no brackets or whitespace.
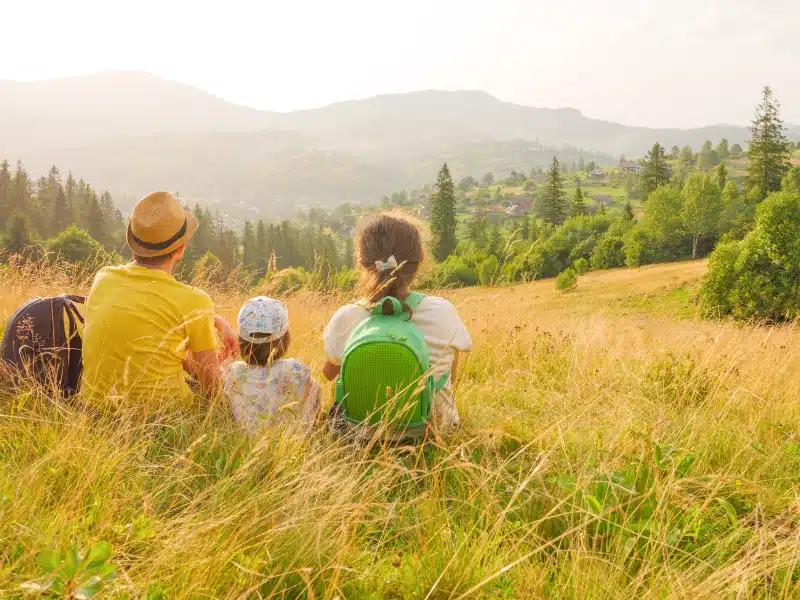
126,210,199,258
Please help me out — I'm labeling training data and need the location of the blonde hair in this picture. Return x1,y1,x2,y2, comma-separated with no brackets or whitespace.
355,214,425,302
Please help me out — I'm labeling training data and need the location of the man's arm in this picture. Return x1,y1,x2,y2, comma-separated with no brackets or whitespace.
186,348,222,398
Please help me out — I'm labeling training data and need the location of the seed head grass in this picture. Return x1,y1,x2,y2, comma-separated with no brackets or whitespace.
1,259,800,598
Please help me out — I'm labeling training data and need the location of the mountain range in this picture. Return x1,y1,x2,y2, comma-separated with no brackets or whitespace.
2,71,797,219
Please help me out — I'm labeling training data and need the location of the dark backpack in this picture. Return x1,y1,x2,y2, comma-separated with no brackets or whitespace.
1,295,85,397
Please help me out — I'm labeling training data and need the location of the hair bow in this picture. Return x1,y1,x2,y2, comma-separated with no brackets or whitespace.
375,255,398,272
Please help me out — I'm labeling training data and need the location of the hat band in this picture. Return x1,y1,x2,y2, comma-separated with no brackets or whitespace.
130,217,188,251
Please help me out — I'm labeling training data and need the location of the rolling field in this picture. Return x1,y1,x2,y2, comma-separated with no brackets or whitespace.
2,260,800,599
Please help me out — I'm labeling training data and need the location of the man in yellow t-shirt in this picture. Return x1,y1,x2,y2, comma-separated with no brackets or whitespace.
82,191,237,406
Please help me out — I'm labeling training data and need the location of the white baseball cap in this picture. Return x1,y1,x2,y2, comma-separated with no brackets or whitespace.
237,296,289,344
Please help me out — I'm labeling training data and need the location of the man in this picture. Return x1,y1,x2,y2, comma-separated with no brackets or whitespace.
82,191,237,406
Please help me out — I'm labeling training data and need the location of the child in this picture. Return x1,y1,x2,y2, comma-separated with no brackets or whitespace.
224,296,321,433
322,214,472,432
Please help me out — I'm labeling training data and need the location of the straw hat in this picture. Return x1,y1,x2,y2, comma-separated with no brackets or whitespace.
126,191,199,257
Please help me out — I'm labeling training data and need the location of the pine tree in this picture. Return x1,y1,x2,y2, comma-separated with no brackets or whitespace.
542,157,567,226
487,225,503,258
3,213,34,256
578,156,585,172
86,193,106,244
747,86,791,199
781,166,800,194
0,160,10,222
343,236,355,268
242,221,257,268
430,163,457,261
65,172,76,223
571,185,586,216
53,187,69,234
641,142,670,197
521,212,530,240
731,143,743,157
624,202,634,220
716,138,730,160
11,160,30,214
255,219,268,274
716,161,728,191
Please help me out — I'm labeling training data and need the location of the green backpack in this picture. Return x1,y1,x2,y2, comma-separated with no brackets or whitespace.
334,292,448,431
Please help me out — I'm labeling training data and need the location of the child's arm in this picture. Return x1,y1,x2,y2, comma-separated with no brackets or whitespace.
322,360,340,382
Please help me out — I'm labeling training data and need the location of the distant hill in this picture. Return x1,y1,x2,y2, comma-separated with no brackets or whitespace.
4,72,798,218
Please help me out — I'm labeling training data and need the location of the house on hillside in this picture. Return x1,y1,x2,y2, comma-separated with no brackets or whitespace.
504,204,526,217
620,161,642,174
415,192,429,204
592,194,614,207
589,169,607,181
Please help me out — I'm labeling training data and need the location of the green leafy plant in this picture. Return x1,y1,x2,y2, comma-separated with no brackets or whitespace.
21,542,116,599
555,267,578,292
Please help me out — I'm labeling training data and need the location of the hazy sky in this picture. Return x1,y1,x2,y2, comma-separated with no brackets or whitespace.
2,0,798,128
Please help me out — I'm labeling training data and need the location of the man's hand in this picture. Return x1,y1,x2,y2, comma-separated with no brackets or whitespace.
214,315,238,360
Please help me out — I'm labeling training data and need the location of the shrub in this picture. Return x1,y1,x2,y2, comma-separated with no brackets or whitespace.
433,255,477,287
477,255,499,286
700,191,800,320
573,257,589,275
555,268,578,292
591,235,626,270
46,226,107,265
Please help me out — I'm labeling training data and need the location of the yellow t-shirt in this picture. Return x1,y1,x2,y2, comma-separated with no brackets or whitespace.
82,264,217,405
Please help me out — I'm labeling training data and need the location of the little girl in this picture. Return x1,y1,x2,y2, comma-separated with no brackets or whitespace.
224,296,321,433
322,214,472,432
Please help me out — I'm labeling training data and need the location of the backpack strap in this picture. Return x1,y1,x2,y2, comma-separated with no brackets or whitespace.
434,372,451,391
372,296,404,316
405,291,425,310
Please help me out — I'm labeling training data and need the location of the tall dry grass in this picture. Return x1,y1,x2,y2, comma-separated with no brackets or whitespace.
2,259,800,599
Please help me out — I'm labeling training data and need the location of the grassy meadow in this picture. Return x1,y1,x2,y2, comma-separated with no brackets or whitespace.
2,260,800,599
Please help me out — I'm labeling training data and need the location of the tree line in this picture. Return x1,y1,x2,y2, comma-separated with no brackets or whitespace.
0,161,350,286
423,86,798,302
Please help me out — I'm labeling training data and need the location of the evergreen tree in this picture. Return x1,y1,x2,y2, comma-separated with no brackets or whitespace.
11,160,30,214
0,159,10,222
571,185,586,216
481,172,494,186
716,138,730,160
65,172,76,222
715,161,728,190
430,163,457,261
641,142,670,197
578,156,585,171
3,213,34,256
86,194,106,244
343,236,355,268
255,219,268,274
521,212,531,240
679,146,695,165
670,146,680,159
542,157,567,226
53,187,69,234
731,143,743,157
781,166,800,195
487,225,503,258
242,221,257,268
624,202,634,220
747,86,791,199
